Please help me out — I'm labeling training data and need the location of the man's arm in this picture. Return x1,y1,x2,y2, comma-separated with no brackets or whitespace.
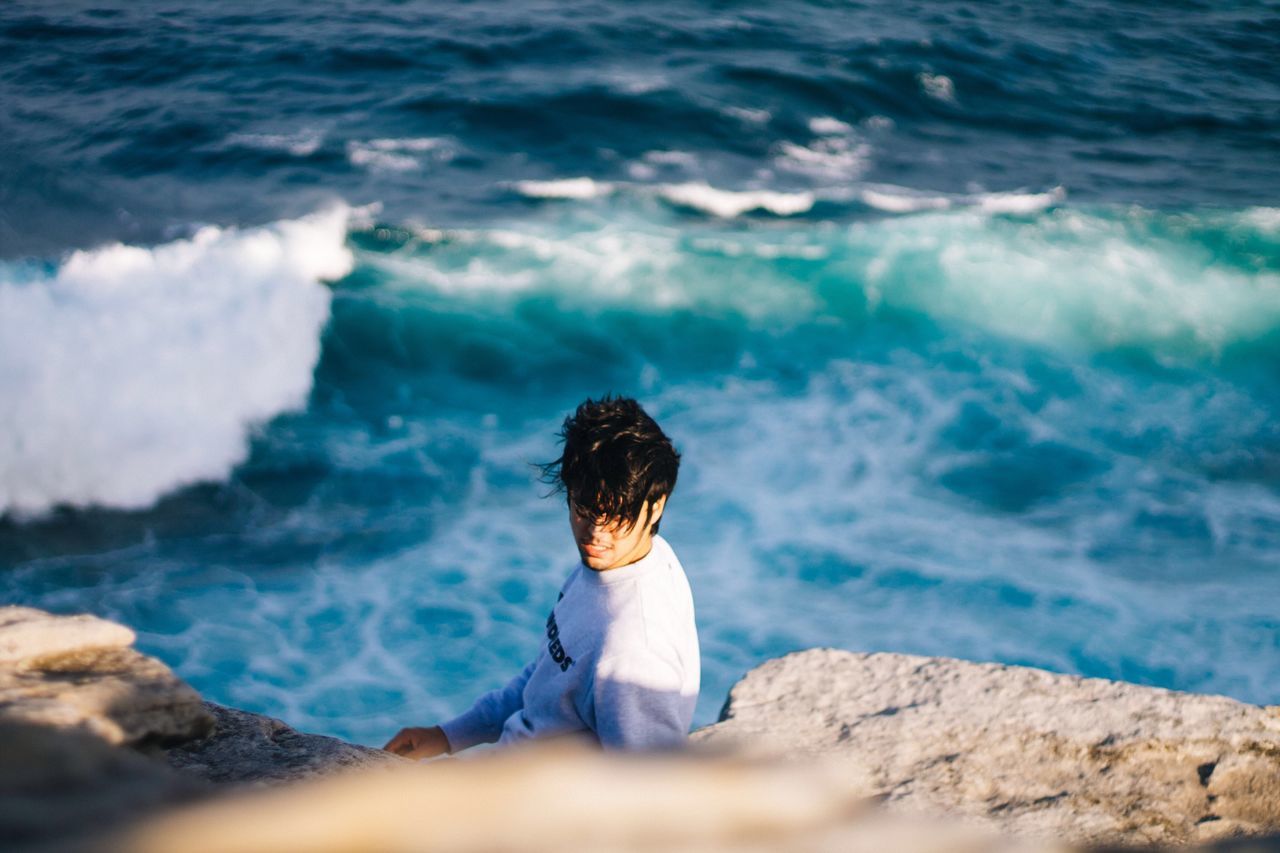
592,650,690,751
384,657,538,758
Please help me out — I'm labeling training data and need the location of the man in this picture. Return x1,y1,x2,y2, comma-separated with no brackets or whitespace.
384,395,700,758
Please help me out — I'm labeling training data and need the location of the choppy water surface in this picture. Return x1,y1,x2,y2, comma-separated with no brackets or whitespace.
1,0,1278,745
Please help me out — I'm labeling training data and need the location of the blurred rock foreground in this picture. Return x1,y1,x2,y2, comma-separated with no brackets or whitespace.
1,606,1277,852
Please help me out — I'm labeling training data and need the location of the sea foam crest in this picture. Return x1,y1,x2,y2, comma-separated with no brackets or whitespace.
374,203,1280,358
224,128,325,157
859,206,1280,355
918,72,957,103
657,182,815,217
347,137,453,171
0,207,353,518
512,177,615,200
857,186,953,213
855,184,1066,215
974,186,1067,214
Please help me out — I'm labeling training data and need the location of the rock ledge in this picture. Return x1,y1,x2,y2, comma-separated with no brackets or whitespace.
692,648,1280,845
0,606,212,746
168,701,399,785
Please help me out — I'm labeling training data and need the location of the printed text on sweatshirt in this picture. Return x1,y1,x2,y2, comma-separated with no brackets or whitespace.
439,535,700,751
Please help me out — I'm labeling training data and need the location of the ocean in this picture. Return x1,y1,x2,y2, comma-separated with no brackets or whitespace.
1,0,1278,746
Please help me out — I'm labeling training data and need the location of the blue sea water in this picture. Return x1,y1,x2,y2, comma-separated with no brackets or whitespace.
1,0,1278,746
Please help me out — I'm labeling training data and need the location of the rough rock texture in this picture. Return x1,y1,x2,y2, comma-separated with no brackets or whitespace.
167,701,402,785
5,605,1278,853
0,607,215,849
0,607,398,850
0,606,213,746
691,649,1280,846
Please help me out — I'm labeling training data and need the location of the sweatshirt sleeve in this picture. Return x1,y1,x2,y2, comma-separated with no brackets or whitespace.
439,657,537,753
592,649,690,751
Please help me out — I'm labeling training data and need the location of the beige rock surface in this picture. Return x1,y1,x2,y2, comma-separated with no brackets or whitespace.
4,606,1278,853
691,649,1280,846
0,607,135,665
0,607,398,850
102,741,987,853
0,606,213,746
82,740,1280,853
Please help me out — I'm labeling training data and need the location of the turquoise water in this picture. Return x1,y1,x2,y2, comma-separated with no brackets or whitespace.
5,198,1278,744
2,1,1278,746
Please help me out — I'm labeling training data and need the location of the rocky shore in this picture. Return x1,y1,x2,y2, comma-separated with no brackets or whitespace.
694,648,1280,845
2,605,1277,852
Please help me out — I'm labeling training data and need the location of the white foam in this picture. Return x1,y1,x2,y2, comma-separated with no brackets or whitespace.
1243,206,1280,232
761,243,828,260
723,105,771,124
858,205,1280,355
690,236,828,260
348,147,418,171
859,186,953,213
835,183,1063,216
918,72,957,103
391,196,1269,358
603,71,668,94
370,250,539,295
972,185,1066,214
773,136,872,180
346,138,453,172
512,177,614,200
0,207,353,518
365,218,819,320
626,150,698,181
643,150,699,167
657,182,815,217
347,202,384,230
225,128,325,157
363,137,449,152
808,116,854,135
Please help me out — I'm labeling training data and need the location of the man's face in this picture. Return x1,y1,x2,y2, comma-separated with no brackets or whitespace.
568,494,667,571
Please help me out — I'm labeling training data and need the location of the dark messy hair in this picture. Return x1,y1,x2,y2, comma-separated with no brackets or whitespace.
538,395,680,535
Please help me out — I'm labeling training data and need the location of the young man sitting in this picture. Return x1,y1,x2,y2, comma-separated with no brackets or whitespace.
384,395,700,757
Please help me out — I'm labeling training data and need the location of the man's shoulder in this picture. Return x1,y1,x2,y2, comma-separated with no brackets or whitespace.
556,563,584,599
600,571,691,650
650,536,693,596
652,534,678,560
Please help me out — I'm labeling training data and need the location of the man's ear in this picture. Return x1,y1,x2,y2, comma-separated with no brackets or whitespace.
647,494,668,531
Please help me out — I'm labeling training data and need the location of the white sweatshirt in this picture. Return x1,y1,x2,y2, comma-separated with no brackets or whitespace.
439,535,700,752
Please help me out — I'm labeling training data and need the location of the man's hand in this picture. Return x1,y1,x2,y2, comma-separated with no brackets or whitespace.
383,725,451,759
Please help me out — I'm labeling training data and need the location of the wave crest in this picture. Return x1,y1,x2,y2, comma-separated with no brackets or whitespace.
0,206,353,518
657,182,816,217
354,202,1280,359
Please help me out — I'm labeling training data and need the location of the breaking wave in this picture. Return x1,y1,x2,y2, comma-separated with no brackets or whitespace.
357,200,1280,359
0,207,353,518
